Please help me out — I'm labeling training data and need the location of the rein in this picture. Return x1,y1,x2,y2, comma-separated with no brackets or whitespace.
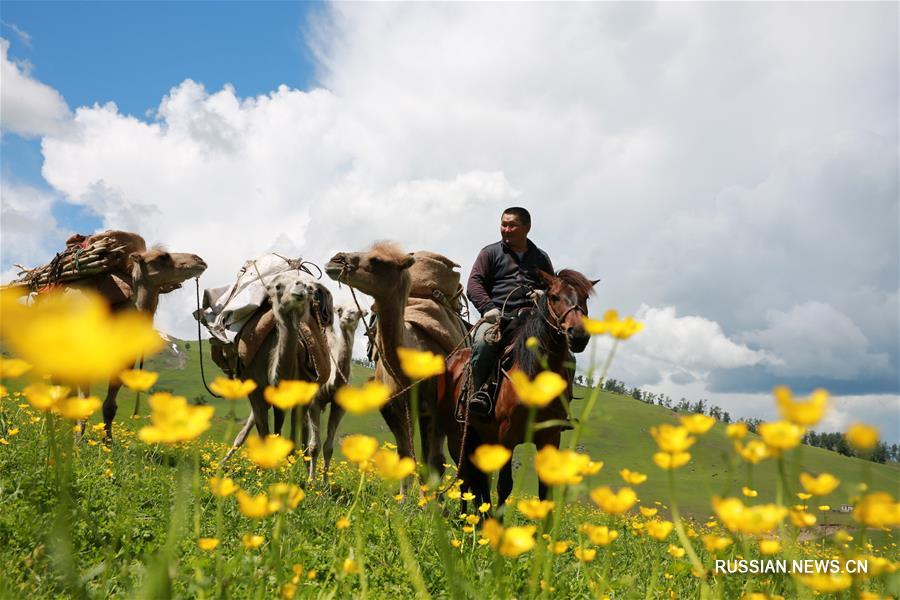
195,278,223,398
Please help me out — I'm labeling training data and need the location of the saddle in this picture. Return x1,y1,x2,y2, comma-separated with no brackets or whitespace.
453,334,517,423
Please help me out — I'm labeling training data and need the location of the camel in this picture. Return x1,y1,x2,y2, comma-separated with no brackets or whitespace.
303,302,367,480
222,271,333,461
67,232,207,440
325,242,455,476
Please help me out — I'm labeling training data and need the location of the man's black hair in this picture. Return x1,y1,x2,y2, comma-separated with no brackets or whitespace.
502,206,531,227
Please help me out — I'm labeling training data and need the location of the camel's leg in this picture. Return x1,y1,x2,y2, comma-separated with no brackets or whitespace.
75,383,90,439
224,414,255,462
102,381,123,442
305,402,322,479
381,401,416,495
248,389,270,438
322,401,345,483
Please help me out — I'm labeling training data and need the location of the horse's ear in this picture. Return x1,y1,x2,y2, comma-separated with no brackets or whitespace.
590,278,601,287
537,270,556,285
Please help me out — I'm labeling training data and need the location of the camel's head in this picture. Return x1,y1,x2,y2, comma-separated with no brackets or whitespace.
325,242,415,297
335,302,367,334
266,272,313,316
129,248,208,292
538,269,599,354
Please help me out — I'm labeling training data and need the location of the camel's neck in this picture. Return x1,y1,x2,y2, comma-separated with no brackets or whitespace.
372,277,411,386
131,273,161,315
270,311,300,385
328,325,355,384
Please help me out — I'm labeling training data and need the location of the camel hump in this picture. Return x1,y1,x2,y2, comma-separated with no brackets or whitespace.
408,251,462,299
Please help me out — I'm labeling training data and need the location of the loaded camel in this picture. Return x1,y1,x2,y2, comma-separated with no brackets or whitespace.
325,242,466,476
303,302,367,480
54,231,207,440
224,272,332,459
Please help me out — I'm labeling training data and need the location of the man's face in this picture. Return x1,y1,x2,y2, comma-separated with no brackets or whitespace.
500,213,530,248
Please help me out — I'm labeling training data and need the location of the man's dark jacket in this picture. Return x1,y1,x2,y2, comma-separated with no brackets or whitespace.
467,240,554,317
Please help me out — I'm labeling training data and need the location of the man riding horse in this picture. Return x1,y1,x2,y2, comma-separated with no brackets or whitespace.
466,207,554,416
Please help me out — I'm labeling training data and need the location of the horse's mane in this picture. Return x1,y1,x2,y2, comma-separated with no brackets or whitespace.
510,269,595,377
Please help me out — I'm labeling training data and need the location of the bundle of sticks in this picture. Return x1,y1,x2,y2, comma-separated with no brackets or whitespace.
9,235,133,292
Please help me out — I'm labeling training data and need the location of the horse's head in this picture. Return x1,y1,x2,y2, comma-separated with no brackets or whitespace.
539,269,599,353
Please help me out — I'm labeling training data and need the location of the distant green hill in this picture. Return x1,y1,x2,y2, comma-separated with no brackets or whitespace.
30,337,900,524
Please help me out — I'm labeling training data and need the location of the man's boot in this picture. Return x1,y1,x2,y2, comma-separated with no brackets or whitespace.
468,356,494,417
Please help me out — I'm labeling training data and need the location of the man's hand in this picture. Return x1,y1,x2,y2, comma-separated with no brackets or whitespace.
483,308,501,323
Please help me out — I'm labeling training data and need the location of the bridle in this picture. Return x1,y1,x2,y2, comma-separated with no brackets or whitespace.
543,288,586,337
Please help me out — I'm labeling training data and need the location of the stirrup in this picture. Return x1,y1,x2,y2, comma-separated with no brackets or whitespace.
469,390,493,417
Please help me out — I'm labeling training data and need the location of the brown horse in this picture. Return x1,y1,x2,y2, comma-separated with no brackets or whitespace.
438,270,597,509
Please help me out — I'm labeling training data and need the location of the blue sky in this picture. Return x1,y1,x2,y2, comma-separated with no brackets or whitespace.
2,0,320,235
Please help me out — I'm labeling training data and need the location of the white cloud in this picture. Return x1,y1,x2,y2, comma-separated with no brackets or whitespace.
2,3,895,407
0,181,66,273
0,38,70,137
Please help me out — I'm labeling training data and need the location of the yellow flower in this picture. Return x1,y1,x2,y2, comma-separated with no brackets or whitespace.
774,386,827,427
712,497,787,535
639,507,658,518
590,486,637,515
574,547,596,562
470,444,512,473
0,289,163,383
534,446,590,485
0,357,31,379
581,460,604,475
758,420,804,453
24,383,70,412
653,451,691,470
667,545,685,558
619,468,647,486
549,540,569,554
650,424,695,453
517,499,555,520
465,514,480,526
734,440,770,464
580,524,619,546
509,370,567,408
450,538,461,548
702,535,733,553
209,477,238,497
582,310,644,339
335,381,391,414
789,510,816,528
462,492,476,502
726,422,748,439
799,472,840,496
281,583,296,599
198,537,219,551
372,449,416,480
499,525,536,558
796,572,852,593
796,492,812,500
525,337,539,351
269,483,304,509
647,520,674,541
478,502,491,514
57,396,102,421
138,393,214,444
210,376,257,400
341,434,378,465
242,533,264,549
245,435,294,469
396,347,445,379
118,369,159,392
742,487,758,498
342,558,359,574
852,492,900,528
481,519,504,548
817,505,829,512
757,539,781,555
845,423,879,451
236,490,280,518
264,380,319,410
680,414,715,435
336,517,350,530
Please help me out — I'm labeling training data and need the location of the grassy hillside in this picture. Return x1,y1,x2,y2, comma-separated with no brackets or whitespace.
118,339,900,522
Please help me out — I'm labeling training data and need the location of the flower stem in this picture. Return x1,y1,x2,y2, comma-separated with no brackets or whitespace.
666,468,705,577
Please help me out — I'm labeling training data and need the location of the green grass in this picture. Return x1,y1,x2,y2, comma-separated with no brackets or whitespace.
140,339,899,520
1,339,897,598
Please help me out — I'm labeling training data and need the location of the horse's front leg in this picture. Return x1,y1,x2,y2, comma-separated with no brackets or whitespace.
534,426,562,502
102,381,123,442
224,413,255,462
497,459,514,508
